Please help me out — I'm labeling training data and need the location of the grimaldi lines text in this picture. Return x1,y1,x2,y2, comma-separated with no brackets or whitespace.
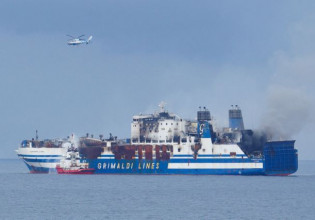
97,161,160,170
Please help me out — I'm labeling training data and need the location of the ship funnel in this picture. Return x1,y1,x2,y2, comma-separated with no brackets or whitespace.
197,107,216,143
197,120,213,153
198,121,211,139
197,107,211,121
229,105,244,130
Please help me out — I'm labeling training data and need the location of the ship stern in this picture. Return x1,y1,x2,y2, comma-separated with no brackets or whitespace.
263,140,298,176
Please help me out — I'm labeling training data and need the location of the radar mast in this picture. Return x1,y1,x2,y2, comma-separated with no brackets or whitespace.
158,101,167,112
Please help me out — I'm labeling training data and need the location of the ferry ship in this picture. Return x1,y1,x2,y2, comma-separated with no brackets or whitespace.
16,104,298,175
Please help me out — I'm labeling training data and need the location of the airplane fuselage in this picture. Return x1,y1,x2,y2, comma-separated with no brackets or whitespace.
67,39,86,45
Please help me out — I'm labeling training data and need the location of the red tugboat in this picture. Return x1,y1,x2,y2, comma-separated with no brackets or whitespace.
56,145,95,175
56,165,95,174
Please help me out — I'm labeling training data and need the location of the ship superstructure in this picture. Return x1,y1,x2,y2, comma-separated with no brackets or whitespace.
16,104,298,175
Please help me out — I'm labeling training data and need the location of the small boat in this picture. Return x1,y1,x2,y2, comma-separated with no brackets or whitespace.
56,165,95,174
56,145,95,174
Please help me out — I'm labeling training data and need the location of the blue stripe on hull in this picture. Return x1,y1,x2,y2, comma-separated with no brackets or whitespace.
23,158,60,163
88,159,265,175
18,154,61,158
24,162,56,174
165,168,264,175
168,158,256,163
19,158,295,176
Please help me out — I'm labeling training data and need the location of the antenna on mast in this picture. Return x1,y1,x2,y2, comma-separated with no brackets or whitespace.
158,101,167,112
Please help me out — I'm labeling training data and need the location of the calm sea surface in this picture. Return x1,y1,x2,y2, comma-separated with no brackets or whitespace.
0,159,314,220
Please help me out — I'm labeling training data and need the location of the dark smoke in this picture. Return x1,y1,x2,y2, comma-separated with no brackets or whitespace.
260,86,312,140
239,130,268,155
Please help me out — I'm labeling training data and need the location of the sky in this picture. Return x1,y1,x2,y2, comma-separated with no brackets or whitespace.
0,0,315,159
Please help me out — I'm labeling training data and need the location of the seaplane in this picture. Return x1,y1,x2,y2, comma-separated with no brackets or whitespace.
67,35,93,46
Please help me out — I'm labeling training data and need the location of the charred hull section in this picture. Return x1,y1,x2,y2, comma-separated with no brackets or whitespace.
79,146,103,159
110,144,173,161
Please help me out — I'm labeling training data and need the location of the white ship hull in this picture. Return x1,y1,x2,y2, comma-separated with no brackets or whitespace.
16,147,66,173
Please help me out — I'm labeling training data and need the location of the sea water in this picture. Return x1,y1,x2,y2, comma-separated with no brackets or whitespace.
0,159,314,220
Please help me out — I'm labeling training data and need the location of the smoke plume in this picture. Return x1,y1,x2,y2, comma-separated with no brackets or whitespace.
261,83,312,140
